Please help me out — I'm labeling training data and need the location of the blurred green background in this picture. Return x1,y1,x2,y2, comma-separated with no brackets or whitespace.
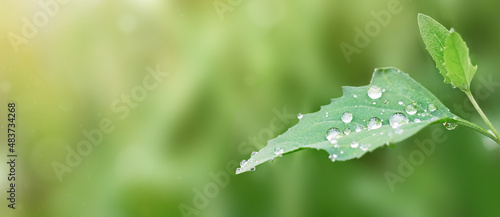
1,0,500,216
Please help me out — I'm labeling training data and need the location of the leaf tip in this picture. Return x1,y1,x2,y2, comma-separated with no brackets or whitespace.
417,13,427,20
417,13,431,26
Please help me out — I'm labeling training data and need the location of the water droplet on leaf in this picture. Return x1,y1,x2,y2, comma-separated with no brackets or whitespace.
405,104,417,115
328,154,338,162
389,113,409,128
344,128,351,135
326,128,342,144
351,141,359,148
274,146,284,155
443,122,457,130
428,104,437,112
367,117,382,130
240,160,247,167
341,112,353,123
360,144,370,151
297,113,303,119
368,85,382,99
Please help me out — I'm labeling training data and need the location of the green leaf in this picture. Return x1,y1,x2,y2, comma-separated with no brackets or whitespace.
417,13,451,83
236,67,458,174
443,30,477,91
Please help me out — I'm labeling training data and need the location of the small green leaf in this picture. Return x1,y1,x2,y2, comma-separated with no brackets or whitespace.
418,13,451,83
236,67,458,174
443,30,477,91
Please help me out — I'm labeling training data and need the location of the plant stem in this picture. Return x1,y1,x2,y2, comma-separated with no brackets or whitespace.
465,90,500,142
455,118,500,144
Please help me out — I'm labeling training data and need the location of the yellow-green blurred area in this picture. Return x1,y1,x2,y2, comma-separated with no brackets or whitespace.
1,0,500,216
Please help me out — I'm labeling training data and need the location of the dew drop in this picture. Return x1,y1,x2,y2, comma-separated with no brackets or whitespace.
353,94,358,98
236,168,241,173
328,154,338,162
384,99,389,104
414,118,422,123
274,146,284,155
395,128,404,134
251,151,258,157
430,117,439,121
405,104,417,115
250,167,256,171
297,113,303,120
340,150,344,154
443,122,457,130
326,128,343,144
355,125,363,132
341,112,353,123
367,117,382,130
427,103,437,112
398,101,404,105
372,102,377,105
368,85,382,99
360,144,370,152
350,141,359,148
389,112,409,128
240,160,247,167
344,128,351,135
326,112,329,117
